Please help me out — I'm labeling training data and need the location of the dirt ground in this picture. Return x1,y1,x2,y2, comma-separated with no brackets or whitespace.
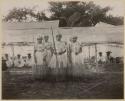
2,64,124,99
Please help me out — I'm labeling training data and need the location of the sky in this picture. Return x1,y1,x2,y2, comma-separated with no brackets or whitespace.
1,0,124,17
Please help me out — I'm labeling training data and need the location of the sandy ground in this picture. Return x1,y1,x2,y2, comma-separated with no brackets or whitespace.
2,64,123,99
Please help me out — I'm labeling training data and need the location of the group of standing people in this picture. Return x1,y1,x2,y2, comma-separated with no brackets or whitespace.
3,33,118,79
33,34,84,79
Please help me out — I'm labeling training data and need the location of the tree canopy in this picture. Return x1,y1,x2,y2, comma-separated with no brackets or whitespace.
3,8,49,22
3,1,123,27
49,1,112,26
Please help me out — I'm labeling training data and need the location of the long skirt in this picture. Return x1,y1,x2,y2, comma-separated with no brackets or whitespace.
32,64,47,79
45,50,52,66
48,52,68,77
70,53,85,77
32,51,47,79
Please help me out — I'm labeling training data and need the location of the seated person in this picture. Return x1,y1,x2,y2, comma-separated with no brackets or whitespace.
2,56,7,71
115,57,123,63
14,54,24,67
4,54,13,68
25,53,33,67
105,51,113,63
90,56,96,64
22,56,27,67
97,52,105,64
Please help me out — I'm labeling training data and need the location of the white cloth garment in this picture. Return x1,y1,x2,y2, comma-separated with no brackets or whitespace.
97,56,105,62
68,41,84,76
3,55,13,68
34,43,46,65
69,42,84,66
6,58,13,68
49,41,68,68
43,42,53,65
33,43,47,78
14,57,24,67
26,58,33,67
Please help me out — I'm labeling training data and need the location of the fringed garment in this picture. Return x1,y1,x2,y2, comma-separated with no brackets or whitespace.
33,43,47,79
68,42,85,77
49,41,68,78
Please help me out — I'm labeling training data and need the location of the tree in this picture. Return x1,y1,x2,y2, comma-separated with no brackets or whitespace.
36,12,49,21
49,1,111,27
3,2,123,26
3,7,49,22
102,15,123,25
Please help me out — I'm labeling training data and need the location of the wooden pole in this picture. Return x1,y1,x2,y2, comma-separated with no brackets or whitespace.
88,45,90,60
33,35,38,78
95,43,98,66
33,36,36,64
51,27,58,68
11,44,15,67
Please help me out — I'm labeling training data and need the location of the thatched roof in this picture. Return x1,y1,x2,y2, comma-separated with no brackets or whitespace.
2,20,59,30
2,21,124,44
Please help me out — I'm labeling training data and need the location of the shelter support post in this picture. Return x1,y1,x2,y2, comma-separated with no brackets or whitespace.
11,45,15,67
88,45,91,61
95,44,98,66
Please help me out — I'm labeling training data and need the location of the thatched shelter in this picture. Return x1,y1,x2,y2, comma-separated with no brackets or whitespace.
2,21,123,58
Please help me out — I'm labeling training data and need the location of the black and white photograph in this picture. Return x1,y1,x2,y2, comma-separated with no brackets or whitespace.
1,0,124,99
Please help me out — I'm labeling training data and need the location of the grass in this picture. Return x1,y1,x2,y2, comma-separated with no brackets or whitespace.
2,63,124,99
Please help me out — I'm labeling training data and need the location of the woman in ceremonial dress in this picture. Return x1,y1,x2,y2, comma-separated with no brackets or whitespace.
43,35,53,66
33,36,47,79
49,34,68,77
68,36,84,77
